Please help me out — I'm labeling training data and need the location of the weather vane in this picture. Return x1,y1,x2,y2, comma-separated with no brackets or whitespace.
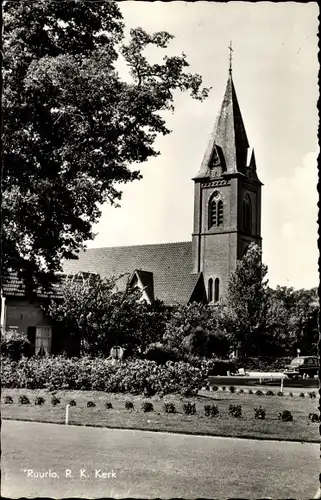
228,41,233,74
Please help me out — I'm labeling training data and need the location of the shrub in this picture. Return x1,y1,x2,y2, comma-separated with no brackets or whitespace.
308,391,317,399
143,343,179,364
308,413,320,423
234,357,292,372
238,388,244,394
164,402,176,413
34,396,45,405
125,401,134,410
141,401,154,413
266,390,274,396
69,399,76,406
229,386,236,393
221,386,226,392
202,358,236,376
211,385,218,392
279,410,293,422
254,406,266,419
4,395,13,404
1,356,206,396
105,402,113,409
183,402,196,415
229,404,242,418
19,394,30,404
248,389,253,394
299,392,305,398
87,401,96,407
277,391,284,397
204,404,219,418
255,390,264,396
288,392,293,397
1,330,34,360
51,396,60,406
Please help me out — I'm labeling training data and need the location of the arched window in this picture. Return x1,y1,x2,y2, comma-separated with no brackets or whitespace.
243,194,252,233
214,278,220,303
208,278,213,302
208,192,223,229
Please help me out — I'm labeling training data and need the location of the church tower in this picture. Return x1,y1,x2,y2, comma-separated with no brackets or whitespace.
192,51,262,302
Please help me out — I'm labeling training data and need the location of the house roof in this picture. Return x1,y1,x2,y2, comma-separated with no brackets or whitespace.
62,241,202,305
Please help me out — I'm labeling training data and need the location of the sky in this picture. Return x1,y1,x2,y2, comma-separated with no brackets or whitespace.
87,1,319,290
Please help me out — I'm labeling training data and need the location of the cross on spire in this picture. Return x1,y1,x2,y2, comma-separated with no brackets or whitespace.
228,41,233,74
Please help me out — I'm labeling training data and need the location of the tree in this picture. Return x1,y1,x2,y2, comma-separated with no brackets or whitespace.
222,243,270,356
268,286,319,355
46,272,167,356
2,1,210,291
163,302,230,359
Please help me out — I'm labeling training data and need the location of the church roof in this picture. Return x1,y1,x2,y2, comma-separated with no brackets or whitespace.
195,72,249,178
62,241,202,306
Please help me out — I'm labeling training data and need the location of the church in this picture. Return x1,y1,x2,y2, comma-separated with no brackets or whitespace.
1,63,263,351
63,65,263,305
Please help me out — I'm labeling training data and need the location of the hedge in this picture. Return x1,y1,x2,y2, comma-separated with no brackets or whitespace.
1,356,206,396
234,357,293,372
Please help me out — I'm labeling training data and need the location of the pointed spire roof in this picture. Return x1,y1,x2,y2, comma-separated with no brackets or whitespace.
195,72,250,178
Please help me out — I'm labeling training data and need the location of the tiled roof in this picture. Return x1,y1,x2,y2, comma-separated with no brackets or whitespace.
63,241,201,305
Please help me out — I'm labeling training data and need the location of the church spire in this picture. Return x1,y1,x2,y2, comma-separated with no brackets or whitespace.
228,41,233,75
194,48,250,178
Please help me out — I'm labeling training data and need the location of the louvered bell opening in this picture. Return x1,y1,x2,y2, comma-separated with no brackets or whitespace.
217,200,223,226
209,201,217,228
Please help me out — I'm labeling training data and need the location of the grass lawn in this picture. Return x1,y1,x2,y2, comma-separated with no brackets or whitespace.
1,388,319,443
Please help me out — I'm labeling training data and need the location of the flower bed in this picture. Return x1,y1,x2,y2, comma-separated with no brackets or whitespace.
1,389,319,443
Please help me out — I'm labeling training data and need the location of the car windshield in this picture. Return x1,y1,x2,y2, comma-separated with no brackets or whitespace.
290,358,305,367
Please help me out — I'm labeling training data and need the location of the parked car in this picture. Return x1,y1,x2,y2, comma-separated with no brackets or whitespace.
283,356,319,379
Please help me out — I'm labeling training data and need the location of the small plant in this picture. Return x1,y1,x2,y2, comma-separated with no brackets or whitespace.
125,400,134,410
308,391,316,399
255,390,264,396
229,404,242,418
308,413,320,423
238,388,244,394
229,386,236,393
19,394,30,405
4,395,13,404
105,401,113,409
266,390,274,396
141,401,154,413
69,399,77,406
288,392,293,397
183,402,196,415
204,404,219,418
221,386,226,391
212,385,218,392
278,410,293,422
254,406,266,420
248,389,253,395
277,391,284,397
51,396,60,406
87,401,96,407
299,392,305,398
164,402,176,414
34,396,45,405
